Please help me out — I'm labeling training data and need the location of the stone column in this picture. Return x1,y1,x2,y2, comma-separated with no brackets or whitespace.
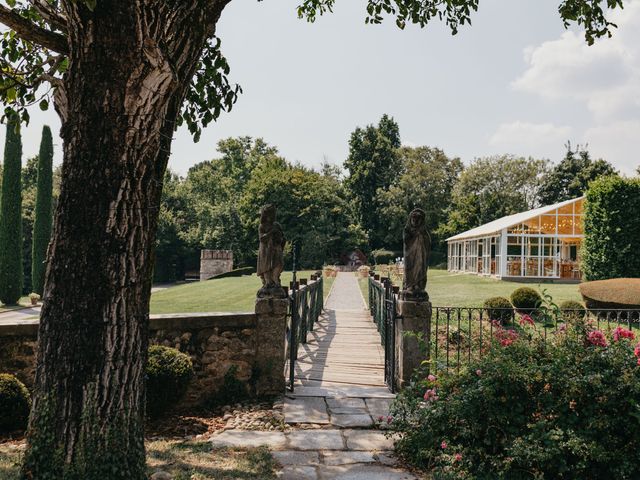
396,299,432,389
254,296,289,395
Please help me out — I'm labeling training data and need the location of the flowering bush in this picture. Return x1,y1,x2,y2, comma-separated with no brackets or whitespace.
390,324,640,479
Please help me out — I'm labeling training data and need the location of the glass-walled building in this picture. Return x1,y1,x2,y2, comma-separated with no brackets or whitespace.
446,197,584,281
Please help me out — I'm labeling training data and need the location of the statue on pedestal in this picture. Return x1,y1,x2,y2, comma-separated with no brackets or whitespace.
402,208,431,301
257,204,287,298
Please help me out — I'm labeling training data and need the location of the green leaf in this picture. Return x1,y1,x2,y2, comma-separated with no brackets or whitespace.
38,99,49,111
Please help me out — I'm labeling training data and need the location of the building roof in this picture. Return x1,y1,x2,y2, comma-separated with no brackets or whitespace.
446,197,584,242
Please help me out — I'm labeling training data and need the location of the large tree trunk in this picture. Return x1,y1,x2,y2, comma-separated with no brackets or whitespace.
21,2,225,478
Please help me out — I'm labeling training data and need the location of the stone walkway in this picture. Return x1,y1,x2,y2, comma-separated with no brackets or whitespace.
210,273,418,479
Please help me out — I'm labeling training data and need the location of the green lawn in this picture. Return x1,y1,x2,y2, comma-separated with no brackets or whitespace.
360,269,582,307
150,271,334,314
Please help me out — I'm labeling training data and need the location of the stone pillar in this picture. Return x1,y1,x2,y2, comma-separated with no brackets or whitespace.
254,296,289,395
396,299,432,389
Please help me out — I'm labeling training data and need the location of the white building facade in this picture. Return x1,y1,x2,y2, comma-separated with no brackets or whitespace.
447,197,584,281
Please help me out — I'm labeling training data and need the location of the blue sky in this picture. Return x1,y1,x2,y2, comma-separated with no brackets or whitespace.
3,0,639,175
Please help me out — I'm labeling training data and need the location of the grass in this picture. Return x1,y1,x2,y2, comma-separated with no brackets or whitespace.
0,441,277,480
359,269,582,307
151,271,334,314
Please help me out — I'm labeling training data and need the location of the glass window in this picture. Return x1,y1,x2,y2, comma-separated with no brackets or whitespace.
558,203,573,215
523,217,541,234
574,199,584,215
540,215,557,234
557,216,574,235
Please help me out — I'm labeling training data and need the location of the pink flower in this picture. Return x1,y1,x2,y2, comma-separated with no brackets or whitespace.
613,326,635,342
496,328,519,347
386,416,393,424
587,330,608,347
519,314,535,327
454,453,462,462
423,388,438,402
427,374,437,382
558,324,567,333
441,441,447,450
476,369,482,377
635,342,640,357
377,415,385,422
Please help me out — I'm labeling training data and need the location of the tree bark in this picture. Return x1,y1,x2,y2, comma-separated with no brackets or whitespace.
21,1,227,478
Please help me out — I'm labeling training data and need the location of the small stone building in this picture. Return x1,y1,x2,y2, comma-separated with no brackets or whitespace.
200,249,233,281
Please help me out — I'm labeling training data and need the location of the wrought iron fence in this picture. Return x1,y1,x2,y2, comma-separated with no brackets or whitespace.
431,306,640,374
368,275,400,392
285,274,324,391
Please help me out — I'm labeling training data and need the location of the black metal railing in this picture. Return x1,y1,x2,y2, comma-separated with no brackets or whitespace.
368,274,400,392
431,306,640,374
285,273,324,392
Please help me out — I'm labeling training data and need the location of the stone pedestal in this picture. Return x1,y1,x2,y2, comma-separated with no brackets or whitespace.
254,297,289,395
396,300,432,389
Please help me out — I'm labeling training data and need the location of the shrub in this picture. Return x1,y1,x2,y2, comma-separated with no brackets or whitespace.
510,286,542,312
559,299,586,316
582,176,640,280
390,325,640,479
0,373,31,432
371,249,395,265
146,345,194,418
579,278,640,310
482,296,513,324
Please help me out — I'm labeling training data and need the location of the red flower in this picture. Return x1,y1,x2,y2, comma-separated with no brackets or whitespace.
441,441,447,449
424,388,438,402
587,330,608,347
454,453,462,462
519,314,535,327
613,326,635,342
495,328,519,347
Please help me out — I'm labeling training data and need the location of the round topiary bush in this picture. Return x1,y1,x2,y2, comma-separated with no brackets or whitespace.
0,373,31,432
483,297,514,324
146,345,194,418
559,300,586,315
511,287,542,312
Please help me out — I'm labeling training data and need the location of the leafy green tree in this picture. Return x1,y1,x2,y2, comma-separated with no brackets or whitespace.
538,143,618,205
31,126,54,295
0,119,23,305
443,155,548,236
377,146,463,261
0,1,625,475
344,114,401,248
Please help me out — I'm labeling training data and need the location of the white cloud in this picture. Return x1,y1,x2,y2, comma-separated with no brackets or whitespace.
489,121,572,158
583,120,640,175
498,2,640,172
512,2,640,122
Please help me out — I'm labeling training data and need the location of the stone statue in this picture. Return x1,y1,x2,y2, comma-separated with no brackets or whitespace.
257,204,286,298
402,208,431,301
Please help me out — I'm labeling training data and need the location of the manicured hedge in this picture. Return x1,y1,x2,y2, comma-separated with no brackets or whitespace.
510,287,542,312
0,373,31,432
579,278,640,309
582,176,640,280
483,296,513,324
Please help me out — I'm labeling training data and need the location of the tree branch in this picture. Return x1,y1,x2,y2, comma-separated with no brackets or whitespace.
0,4,68,54
33,0,67,32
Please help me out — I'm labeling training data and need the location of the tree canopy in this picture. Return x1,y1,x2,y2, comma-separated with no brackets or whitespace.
0,0,627,126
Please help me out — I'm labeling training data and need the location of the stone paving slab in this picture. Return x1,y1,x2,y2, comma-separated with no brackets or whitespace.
322,450,376,466
326,398,366,410
318,464,418,479
291,385,395,399
343,430,396,451
330,414,373,428
277,465,318,480
365,398,393,418
285,396,330,424
210,430,287,449
287,429,345,450
272,450,320,466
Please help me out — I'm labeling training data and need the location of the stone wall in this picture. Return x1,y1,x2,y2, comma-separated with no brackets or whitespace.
200,250,233,281
0,311,284,408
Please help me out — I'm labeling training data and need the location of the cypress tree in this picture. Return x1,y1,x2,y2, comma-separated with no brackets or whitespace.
0,119,23,304
31,126,54,295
